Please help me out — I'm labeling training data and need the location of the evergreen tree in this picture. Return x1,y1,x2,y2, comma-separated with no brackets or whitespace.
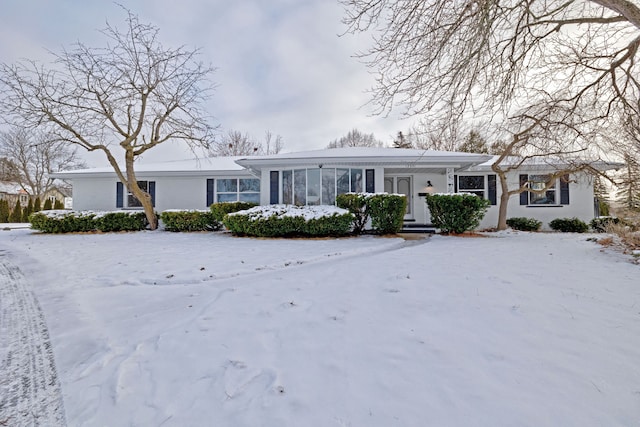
43,198,53,210
593,176,610,216
392,131,413,149
9,199,22,222
22,197,33,222
53,199,64,210
617,152,640,210
0,200,9,223
33,196,41,212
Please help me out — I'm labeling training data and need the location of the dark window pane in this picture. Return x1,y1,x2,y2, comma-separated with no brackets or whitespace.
351,169,363,192
239,193,260,203
217,193,238,203
282,170,293,204
458,176,484,190
217,179,237,193
294,169,306,205
337,169,350,195
322,168,336,205
307,169,321,205
240,179,260,192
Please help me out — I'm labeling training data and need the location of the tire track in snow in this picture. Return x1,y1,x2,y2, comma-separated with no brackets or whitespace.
0,254,66,427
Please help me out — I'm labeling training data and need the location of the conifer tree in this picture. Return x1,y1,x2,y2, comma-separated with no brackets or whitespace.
0,200,9,223
9,199,22,222
617,153,640,210
33,196,41,212
43,198,53,210
22,197,33,222
53,199,64,210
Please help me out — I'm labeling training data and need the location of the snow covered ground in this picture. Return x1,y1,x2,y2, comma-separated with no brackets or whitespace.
1,227,639,426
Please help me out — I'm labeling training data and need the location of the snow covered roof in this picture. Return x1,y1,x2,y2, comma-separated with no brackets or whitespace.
0,181,24,194
236,147,493,171
466,155,625,172
50,156,250,179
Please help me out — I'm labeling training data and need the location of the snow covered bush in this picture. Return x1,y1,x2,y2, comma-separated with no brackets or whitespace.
336,193,369,234
160,210,221,232
426,193,490,234
506,217,542,232
223,205,353,237
210,202,258,223
29,210,148,233
549,217,589,233
366,194,407,234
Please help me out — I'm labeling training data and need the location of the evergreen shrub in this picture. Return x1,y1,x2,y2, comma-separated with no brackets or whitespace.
366,194,407,234
95,211,148,232
9,200,23,223
160,210,221,232
426,193,490,234
549,217,589,233
223,205,353,237
43,198,53,210
336,193,369,233
506,217,542,232
210,201,258,222
0,200,9,223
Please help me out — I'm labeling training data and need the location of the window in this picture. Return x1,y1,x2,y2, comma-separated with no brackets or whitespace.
19,194,28,205
458,176,485,198
216,178,260,203
528,175,556,205
280,168,368,205
116,181,155,208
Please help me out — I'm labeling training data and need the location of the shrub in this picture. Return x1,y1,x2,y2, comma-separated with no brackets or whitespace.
549,217,589,233
0,200,9,223
95,211,148,232
336,193,369,233
29,210,97,233
160,210,221,232
223,205,353,237
9,200,23,223
366,194,407,234
210,201,258,223
590,216,620,233
43,198,53,210
426,193,490,234
30,210,148,233
506,217,542,232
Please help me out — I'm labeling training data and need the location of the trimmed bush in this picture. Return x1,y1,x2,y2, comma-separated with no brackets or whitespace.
426,193,490,234
590,216,620,232
549,217,589,233
9,200,23,223
210,201,258,223
160,210,221,232
366,194,407,234
29,210,97,233
95,211,148,232
336,193,369,233
506,217,542,232
223,205,353,237
29,210,148,233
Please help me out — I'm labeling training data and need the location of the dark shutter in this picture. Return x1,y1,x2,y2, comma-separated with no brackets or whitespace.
270,171,279,204
454,175,458,192
148,181,156,207
519,174,529,205
116,182,124,208
365,169,375,193
560,174,570,205
206,179,214,207
487,174,497,205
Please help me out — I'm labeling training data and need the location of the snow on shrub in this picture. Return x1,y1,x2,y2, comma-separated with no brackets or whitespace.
223,205,353,237
30,210,148,233
160,209,221,232
336,192,406,234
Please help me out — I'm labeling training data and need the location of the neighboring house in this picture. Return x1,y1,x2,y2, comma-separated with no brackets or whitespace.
50,147,619,230
0,181,29,206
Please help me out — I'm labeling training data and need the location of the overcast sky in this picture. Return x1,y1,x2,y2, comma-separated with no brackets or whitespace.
0,0,413,167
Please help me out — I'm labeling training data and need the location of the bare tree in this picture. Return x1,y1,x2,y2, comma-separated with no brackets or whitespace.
327,128,383,148
341,0,637,229
211,130,285,156
0,10,216,229
0,127,85,198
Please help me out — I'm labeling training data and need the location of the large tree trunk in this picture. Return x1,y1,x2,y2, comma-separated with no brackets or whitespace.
125,151,158,230
495,169,510,231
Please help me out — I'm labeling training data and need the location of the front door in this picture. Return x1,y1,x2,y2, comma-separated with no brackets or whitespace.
384,176,412,219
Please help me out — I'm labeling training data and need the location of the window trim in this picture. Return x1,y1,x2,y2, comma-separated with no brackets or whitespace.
214,177,260,204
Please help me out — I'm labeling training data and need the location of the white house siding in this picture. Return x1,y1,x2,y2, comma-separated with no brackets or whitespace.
479,171,595,230
70,178,115,211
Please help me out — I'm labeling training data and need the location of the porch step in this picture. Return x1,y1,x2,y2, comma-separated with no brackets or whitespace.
401,223,437,234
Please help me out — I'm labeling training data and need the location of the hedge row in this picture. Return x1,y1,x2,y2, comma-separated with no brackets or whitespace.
223,205,353,237
29,210,148,233
160,210,221,232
